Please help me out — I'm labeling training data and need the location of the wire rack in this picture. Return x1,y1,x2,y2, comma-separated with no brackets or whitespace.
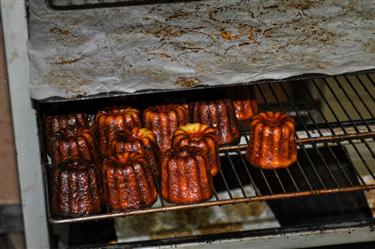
45,73,375,224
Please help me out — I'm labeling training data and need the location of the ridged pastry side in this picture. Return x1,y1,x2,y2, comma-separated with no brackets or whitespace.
172,123,220,176
161,146,213,204
143,104,189,153
111,128,160,177
191,99,240,145
96,107,141,157
233,99,258,121
102,152,157,211
246,111,297,169
50,129,98,165
50,160,102,218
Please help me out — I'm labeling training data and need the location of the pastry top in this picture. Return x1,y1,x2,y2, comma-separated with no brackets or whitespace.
96,106,141,130
173,123,216,140
143,104,189,124
103,152,148,169
172,123,219,176
252,111,295,129
191,99,240,145
45,113,89,138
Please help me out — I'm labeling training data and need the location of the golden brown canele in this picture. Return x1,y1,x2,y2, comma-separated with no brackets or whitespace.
233,99,258,121
50,160,102,218
102,152,158,212
246,111,297,169
50,128,98,165
172,123,220,176
96,107,141,157
191,99,240,145
45,113,89,144
143,104,189,153
161,146,213,204
111,128,161,177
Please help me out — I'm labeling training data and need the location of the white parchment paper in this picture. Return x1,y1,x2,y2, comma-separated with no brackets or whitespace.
29,0,375,99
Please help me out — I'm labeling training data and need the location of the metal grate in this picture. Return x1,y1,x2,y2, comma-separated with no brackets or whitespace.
47,0,200,10
44,73,375,224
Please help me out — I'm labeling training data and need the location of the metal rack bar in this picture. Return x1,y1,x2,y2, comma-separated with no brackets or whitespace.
315,79,375,181
256,84,327,189
298,81,367,186
225,152,247,198
287,82,354,186
270,82,341,188
50,184,375,224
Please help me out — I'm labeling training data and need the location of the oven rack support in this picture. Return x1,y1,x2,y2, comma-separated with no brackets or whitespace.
43,73,375,224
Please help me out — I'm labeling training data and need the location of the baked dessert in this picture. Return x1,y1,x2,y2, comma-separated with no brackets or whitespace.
102,152,158,212
50,160,102,218
45,113,89,142
111,128,160,177
143,104,189,153
172,123,219,176
246,111,297,169
96,107,141,157
161,146,213,204
190,99,240,145
233,99,258,121
50,128,98,165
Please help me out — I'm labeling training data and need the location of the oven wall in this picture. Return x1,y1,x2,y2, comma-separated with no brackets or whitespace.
1,1,50,248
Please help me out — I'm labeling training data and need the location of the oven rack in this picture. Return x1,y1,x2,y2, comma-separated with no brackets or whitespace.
43,72,375,224
47,0,199,10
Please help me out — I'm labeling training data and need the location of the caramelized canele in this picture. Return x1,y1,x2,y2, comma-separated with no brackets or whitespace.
233,99,258,121
50,128,98,165
102,152,158,212
246,111,297,169
161,146,213,204
111,128,160,177
191,99,240,145
96,107,141,157
45,113,90,153
50,160,102,218
143,104,189,153
172,123,220,176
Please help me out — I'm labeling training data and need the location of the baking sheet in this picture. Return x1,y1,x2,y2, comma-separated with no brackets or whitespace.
115,188,279,243
29,0,375,99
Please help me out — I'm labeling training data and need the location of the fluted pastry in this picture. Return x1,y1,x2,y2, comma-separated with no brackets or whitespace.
233,99,258,121
111,128,160,177
246,111,297,169
172,123,220,176
50,160,102,218
143,104,189,153
50,128,98,165
96,106,141,157
161,146,213,204
191,99,240,145
102,152,158,212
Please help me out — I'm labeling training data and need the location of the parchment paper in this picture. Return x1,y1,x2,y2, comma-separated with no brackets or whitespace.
29,0,375,99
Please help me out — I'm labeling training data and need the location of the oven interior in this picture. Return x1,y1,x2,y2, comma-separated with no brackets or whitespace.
33,73,375,248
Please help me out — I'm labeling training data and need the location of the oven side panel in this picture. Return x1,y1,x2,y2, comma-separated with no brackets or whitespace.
1,1,50,248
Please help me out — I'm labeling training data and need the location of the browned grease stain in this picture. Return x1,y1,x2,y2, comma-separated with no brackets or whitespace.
175,76,200,87
49,26,87,46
